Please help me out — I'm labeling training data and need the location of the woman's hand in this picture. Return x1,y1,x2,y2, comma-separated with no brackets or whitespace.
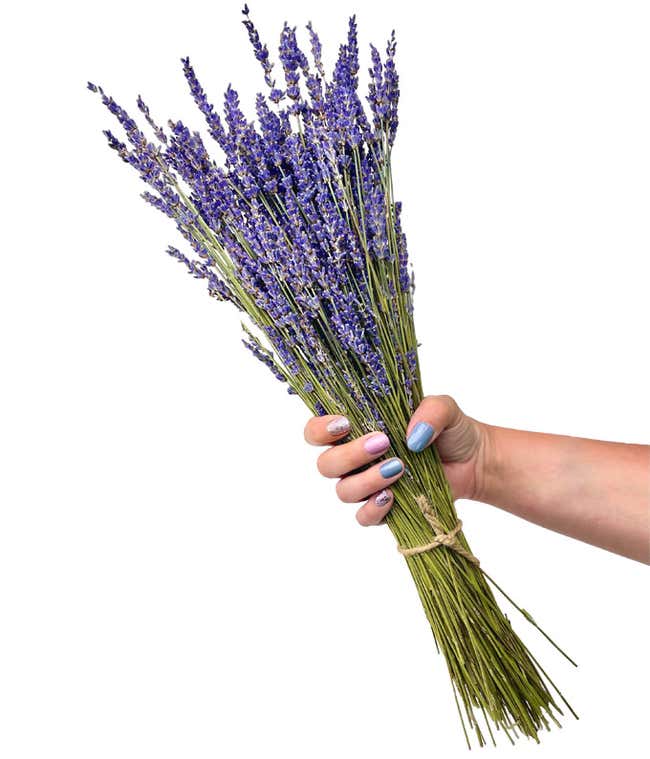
304,395,486,526
305,395,649,562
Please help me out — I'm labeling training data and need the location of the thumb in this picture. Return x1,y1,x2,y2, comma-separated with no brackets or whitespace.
406,394,478,462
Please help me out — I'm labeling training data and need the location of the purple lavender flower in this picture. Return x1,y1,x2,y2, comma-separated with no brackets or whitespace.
279,23,309,108
181,58,228,149
137,95,168,144
241,4,275,90
306,22,325,79
90,13,417,420
242,332,289,383
383,32,400,145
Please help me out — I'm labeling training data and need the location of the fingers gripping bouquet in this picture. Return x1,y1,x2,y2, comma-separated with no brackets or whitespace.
89,7,576,746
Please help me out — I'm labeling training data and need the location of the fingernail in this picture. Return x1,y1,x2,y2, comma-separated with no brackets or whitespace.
375,489,392,507
407,422,434,453
364,432,390,455
326,416,350,435
380,458,403,479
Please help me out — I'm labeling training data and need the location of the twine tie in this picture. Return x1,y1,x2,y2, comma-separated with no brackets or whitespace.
397,495,480,566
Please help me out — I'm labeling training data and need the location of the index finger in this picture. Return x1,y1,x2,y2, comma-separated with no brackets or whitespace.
304,414,350,446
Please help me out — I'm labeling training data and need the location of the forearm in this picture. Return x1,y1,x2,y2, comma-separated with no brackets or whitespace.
477,424,650,563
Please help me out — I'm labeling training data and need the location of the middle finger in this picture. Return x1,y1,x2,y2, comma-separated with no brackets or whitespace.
317,431,391,478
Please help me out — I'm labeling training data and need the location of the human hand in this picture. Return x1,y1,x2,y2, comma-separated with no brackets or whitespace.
304,395,486,526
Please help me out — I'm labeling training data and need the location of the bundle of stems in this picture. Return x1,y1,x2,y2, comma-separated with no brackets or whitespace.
88,7,576,746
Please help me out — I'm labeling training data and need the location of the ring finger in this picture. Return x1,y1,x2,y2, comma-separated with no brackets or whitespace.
336,457,405,503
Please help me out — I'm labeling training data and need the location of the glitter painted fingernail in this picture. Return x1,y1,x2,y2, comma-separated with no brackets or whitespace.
380,458,403,479
376,489,391,507
364,432,390,455
326,416,350,435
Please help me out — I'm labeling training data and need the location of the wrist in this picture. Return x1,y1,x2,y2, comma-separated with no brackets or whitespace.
471,422,500,504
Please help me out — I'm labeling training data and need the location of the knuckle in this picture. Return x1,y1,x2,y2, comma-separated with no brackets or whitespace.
303,417,318,443
335,479,354,503
420,394,461,426
419,395,440,415
316,450,332,477
439,394,462,425
439,393,458,411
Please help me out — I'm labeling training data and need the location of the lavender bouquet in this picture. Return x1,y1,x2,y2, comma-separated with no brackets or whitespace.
88,7,576,747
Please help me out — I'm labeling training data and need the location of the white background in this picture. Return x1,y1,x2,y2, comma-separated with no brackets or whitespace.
0,1,648,756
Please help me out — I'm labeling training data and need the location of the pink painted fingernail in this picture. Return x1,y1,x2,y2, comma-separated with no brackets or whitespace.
364,432,390,455
376,489,391,507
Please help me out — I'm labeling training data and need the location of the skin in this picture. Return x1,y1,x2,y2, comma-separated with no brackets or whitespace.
304,395,650,564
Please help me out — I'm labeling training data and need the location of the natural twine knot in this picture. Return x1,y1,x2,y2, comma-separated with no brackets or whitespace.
397,495,480,566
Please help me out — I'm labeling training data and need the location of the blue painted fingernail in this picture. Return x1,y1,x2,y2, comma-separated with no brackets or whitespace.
407,422,434,453
380,458,403,478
